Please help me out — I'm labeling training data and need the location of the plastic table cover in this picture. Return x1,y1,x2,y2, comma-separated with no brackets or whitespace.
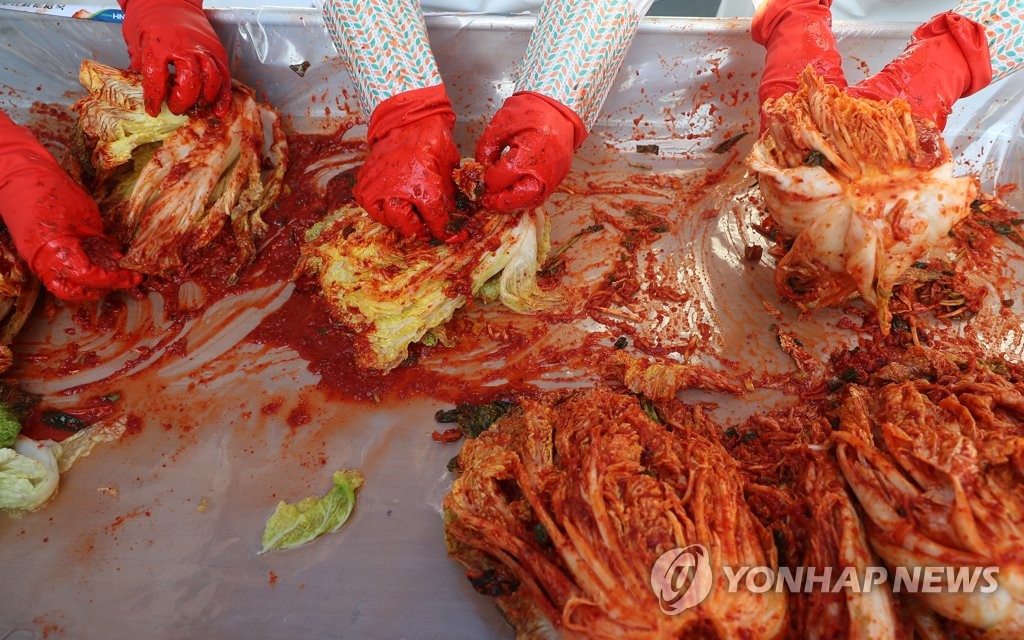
0,9,1023,639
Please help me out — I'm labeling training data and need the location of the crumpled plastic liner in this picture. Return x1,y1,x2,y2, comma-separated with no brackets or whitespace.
1,10,1023,639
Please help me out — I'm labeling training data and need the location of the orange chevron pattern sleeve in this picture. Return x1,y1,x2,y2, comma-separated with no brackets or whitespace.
954,0,1023,82
516,0,655,129
316,0,443,116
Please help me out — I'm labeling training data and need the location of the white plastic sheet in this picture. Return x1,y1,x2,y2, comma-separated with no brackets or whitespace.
0,9,1022,638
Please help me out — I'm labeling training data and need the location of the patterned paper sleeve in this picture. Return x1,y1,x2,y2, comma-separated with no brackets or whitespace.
515,0,655,129
316,0,442,115
954,0,1024,82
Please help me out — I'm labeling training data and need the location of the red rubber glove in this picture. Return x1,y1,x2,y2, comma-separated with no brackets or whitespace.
847,12,992,131
120,0,231,117
475,91,587,213
0,112,142,301
354,85,461,241
753,0,847,124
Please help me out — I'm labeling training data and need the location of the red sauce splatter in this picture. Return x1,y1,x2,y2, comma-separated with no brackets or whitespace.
164,338,187,358
431,428,462,443
123,414,143,437
268,571,278,587
32,615,64,639
26,100,76,152
72,533,98,560
104,506,148,535
286,403,311,429
19,413,70,443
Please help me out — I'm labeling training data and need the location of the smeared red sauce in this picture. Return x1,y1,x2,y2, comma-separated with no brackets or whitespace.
248,287,546,404
286,402,311,429
26,100,76,154
103,506,149,535
122,414,143,436
18,419,66,444
19,391,125,442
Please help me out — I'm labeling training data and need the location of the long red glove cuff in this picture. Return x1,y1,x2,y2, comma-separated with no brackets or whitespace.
847,12,992,130
366,84,456,146
0,114,107,269
511,91,589,151
119,0,207,54
753,0,847,105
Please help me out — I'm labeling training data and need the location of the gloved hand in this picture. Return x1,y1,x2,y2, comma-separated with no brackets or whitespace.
752,0,847,108
847,12,992,130
120,0,231,117
475,92,587,213
354,84,461,240
0,113,142,301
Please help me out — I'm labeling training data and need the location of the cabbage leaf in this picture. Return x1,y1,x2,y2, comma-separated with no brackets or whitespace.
259,470,364,554
1,418,127,517
0,405,20,448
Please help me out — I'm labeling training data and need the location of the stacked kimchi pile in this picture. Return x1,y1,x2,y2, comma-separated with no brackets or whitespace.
443,350,1024,638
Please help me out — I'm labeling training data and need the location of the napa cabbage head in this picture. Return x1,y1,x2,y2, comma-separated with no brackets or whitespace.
301,204,551,372
69,59,287,275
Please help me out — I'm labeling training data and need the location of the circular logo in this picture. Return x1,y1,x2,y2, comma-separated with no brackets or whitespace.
650,544,713,615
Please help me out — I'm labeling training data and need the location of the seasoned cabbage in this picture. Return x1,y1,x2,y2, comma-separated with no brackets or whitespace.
834,355,1024,636
444,388,786,639
748,68,976,330
608,350,742,398
300,201,550,372
727,409,904,639
69,60,287,275
259,469,364,554
0,234,39,373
